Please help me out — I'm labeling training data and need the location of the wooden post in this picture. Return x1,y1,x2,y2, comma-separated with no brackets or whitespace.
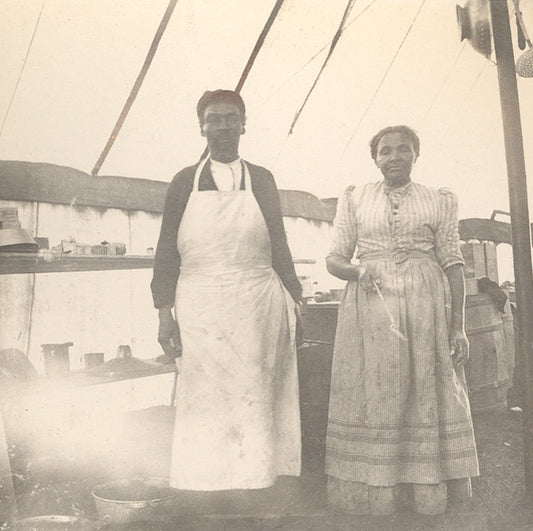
489,0,533,498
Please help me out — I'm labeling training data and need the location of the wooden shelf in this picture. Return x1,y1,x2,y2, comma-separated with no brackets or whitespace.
0,253,154,275
0,253,318,275
0,358,177,398
55,358,177,389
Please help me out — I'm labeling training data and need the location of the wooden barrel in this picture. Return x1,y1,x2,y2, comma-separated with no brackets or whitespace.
464,292,509,412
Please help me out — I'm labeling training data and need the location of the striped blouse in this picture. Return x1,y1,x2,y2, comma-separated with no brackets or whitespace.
328,180,464,270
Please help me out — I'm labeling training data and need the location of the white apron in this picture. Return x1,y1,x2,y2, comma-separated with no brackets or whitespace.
169,158,301,491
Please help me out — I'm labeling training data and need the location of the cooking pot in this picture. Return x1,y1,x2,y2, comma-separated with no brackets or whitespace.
0,228,38,252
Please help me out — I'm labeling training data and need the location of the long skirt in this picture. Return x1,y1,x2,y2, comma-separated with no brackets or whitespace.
325,258,479,510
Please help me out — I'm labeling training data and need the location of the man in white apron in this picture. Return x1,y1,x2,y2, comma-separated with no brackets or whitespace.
151,90,302,491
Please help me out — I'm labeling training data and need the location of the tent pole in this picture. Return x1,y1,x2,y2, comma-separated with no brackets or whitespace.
489,0,533,499
200,0,285,160
91,0,179,176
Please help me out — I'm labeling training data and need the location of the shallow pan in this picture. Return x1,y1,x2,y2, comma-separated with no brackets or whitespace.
91,478,176,524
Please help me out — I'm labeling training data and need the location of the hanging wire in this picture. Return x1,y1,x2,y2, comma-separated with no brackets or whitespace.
467,59,491,95
422,41,467,120
91,0,179,176
0,0,46,140
435,58,491,146
261,0,379,106
265,0,379,174
342,0,427,155
288,0,357,135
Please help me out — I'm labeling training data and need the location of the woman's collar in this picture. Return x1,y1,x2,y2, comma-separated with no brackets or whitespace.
382,180,412,196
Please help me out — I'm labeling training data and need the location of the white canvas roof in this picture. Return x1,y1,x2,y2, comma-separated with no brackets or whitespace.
1,0,532,219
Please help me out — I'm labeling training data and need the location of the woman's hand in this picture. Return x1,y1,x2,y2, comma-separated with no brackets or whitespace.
358,267,383,293
449,328,469,367
444,265,469,368
158,307,182,359
326,255,383,292
326,255,361,282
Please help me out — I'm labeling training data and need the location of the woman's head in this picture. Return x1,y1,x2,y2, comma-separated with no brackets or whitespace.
370,125,420,161
370,125,420,187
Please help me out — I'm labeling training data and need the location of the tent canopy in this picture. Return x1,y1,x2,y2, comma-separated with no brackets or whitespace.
1,0,532,219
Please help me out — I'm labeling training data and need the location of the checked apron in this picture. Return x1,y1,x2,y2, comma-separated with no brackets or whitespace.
169,158,301,491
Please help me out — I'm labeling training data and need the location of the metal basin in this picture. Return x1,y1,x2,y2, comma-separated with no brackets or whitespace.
91,478,177,524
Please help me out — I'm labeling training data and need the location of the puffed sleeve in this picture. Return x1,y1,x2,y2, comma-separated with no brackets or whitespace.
434,187,464,270
327,185,357,261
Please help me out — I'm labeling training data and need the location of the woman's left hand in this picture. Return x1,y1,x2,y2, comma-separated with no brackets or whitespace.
449,329,469,367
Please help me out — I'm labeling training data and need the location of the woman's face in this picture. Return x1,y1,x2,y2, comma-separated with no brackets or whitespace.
375,132,417,187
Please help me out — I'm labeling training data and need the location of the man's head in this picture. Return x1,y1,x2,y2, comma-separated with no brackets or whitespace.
197,90,246,163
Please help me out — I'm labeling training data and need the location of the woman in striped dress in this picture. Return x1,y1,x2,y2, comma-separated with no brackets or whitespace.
325,125,479,515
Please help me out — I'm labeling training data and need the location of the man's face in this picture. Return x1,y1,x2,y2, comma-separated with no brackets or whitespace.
375,132,417,187
200,103,244,163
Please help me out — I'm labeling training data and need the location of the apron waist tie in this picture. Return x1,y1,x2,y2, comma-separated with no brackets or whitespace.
359,250,436,264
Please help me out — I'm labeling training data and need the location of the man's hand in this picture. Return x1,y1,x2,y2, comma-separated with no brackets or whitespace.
158,307,182,359
295,303,304,347
449,328,469,367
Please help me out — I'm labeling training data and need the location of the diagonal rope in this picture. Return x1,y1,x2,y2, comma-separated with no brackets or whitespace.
266,0,379,171
342,0,427,155
200,0,285,160
261,0,379,106
0,0,46,140
235,0,285,93
288,0,357,135
91,0,179,176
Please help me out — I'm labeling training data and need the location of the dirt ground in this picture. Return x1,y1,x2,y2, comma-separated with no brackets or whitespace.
4,402,533,531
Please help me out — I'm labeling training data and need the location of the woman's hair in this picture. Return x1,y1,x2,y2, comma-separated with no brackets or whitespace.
369,125,420,161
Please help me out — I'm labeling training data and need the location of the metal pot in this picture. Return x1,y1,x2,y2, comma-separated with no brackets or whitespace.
0,228,38,252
